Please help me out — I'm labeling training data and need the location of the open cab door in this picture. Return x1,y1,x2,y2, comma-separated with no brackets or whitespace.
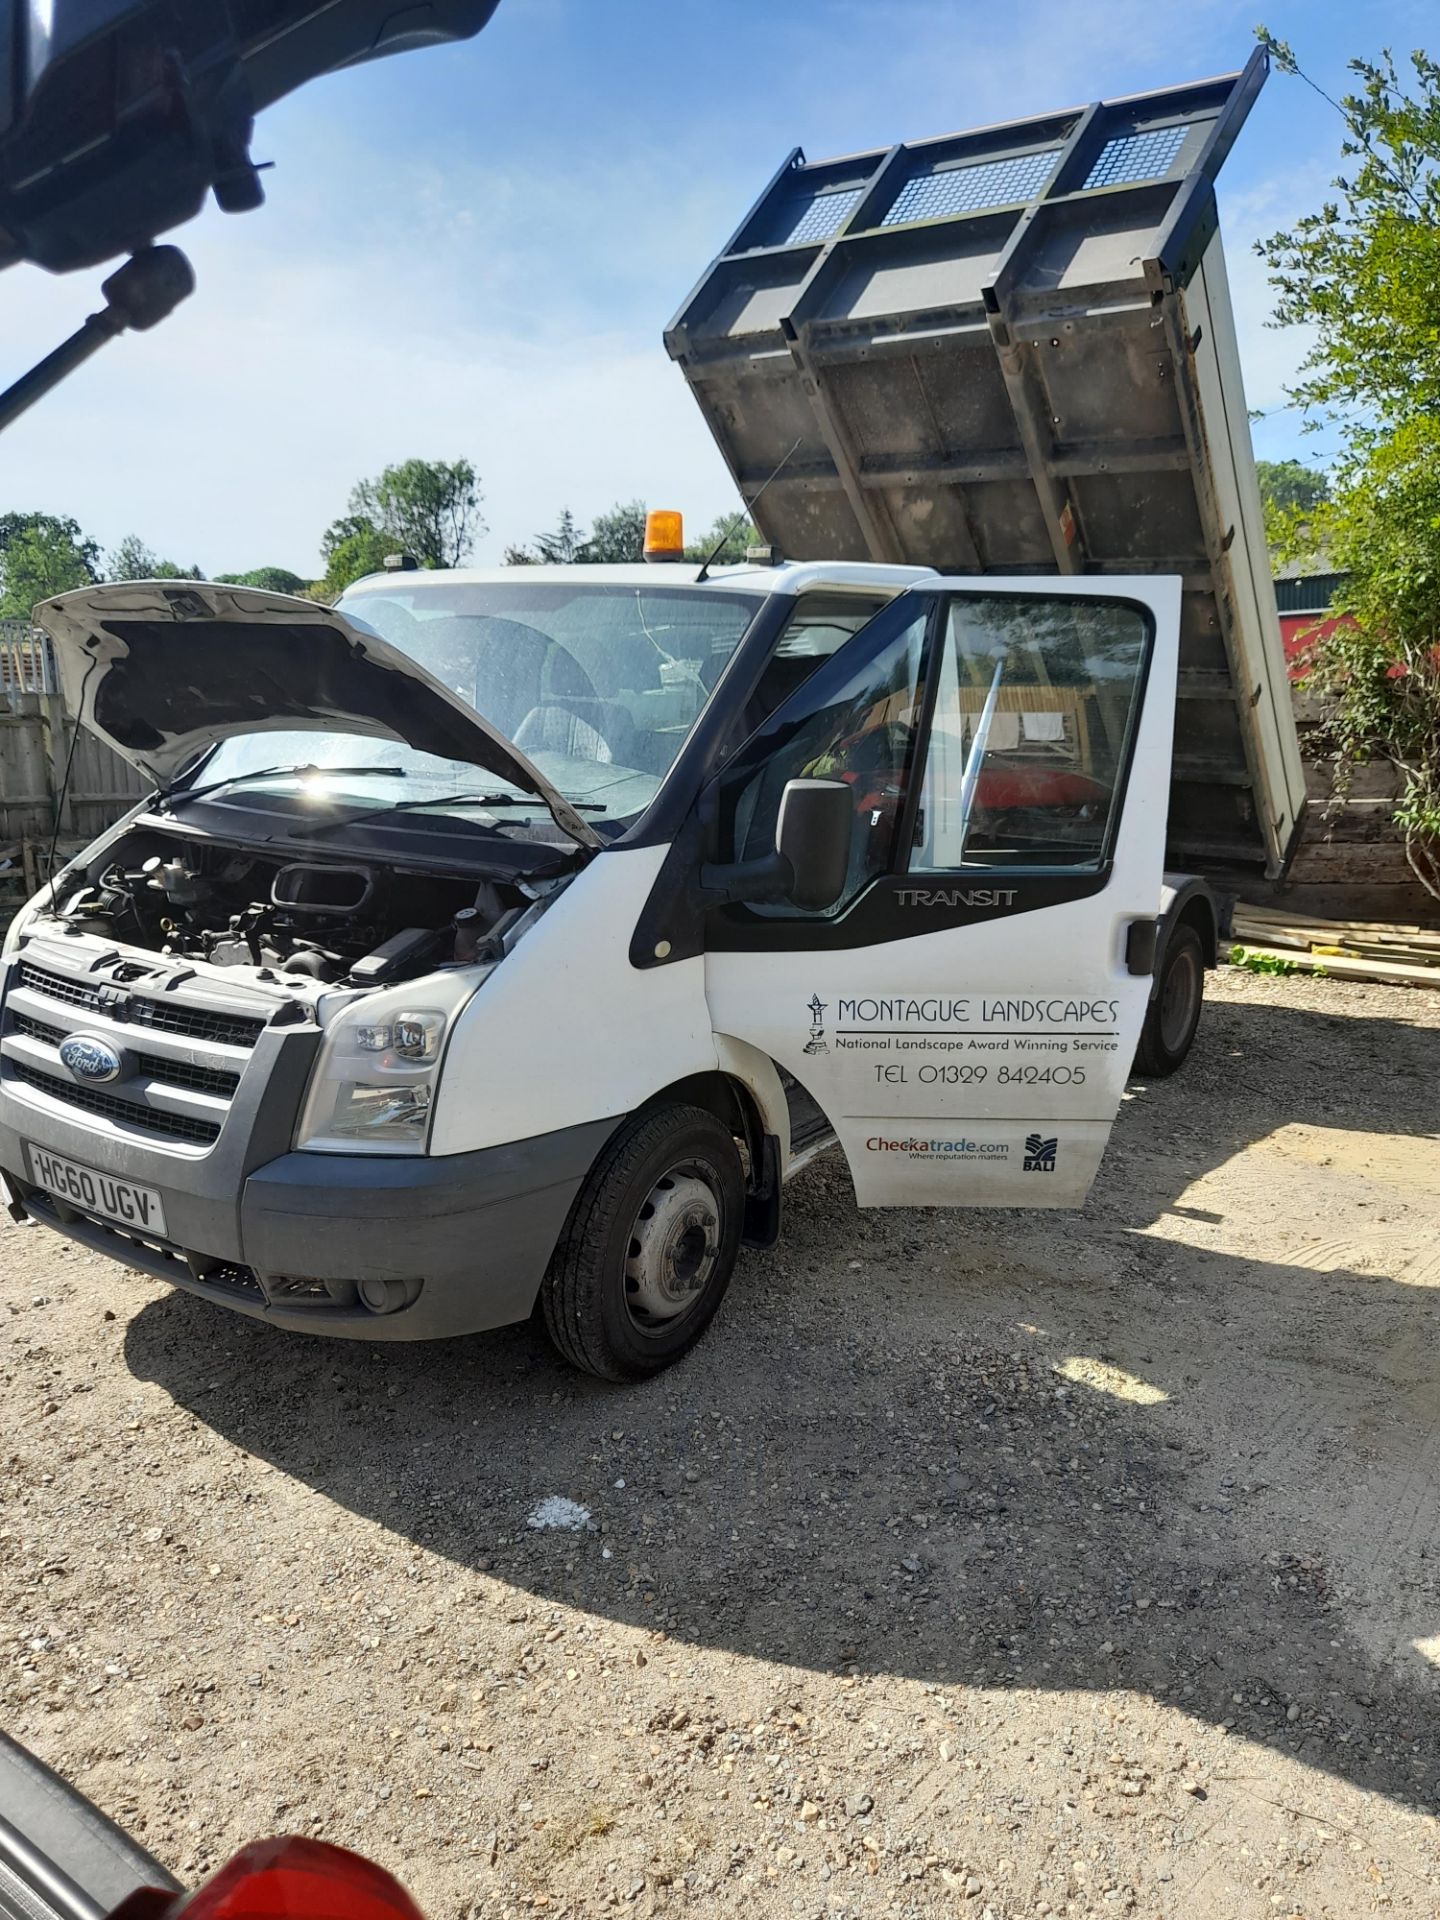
702,578,1178,1207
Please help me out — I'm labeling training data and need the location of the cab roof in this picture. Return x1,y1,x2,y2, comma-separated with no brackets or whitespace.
340,560,938,598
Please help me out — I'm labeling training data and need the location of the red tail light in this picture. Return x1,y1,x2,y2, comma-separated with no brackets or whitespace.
109,1838,427,1920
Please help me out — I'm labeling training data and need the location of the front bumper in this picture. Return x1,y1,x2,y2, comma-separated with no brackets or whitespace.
0,935,617,1340
3,1122,618,1339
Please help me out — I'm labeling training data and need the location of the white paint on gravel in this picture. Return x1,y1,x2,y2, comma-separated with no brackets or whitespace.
526,1495,592,1531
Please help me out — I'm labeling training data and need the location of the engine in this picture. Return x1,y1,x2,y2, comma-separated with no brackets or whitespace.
48,831,525,986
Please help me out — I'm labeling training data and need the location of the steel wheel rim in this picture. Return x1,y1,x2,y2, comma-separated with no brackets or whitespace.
623,1160,723,1331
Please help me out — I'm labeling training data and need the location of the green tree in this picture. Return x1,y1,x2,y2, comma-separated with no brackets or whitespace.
583,499,647,563
319,515,395,597
343,457,483,569
1255,460,1331,515
1257,37,1440,428
106,534,201,581
320,458,483,596
1257,32,1440,899
1255,459,1331,548
533,507,588,564
682,512,758,565
0,511,79,554
214,566,307,595
0,512,100,617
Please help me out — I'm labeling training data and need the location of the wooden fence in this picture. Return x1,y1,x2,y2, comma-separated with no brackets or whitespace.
1241,690,1439,928
0,621,150,925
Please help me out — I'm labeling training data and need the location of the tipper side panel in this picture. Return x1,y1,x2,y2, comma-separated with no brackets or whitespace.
666,51,1305,879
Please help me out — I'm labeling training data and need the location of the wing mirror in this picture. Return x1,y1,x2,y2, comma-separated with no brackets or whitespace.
774,778,854,910
700,778,853,913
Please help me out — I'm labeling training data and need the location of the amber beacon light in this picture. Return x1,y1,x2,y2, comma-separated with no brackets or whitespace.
643,509,684,561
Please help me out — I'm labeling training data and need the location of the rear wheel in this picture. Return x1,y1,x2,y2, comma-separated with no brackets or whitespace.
540,1103,744,1381
1133,922,1205,1077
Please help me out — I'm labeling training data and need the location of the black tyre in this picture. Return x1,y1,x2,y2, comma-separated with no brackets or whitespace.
1133,922,1205,1077
540,1103,744,1381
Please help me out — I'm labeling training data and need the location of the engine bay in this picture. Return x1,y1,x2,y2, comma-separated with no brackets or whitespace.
44,826,544,987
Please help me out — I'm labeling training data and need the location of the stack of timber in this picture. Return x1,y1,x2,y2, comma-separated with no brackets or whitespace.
1230,903,1440,990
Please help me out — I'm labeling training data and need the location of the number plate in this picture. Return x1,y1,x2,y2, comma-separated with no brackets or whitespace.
25,1144,168,1238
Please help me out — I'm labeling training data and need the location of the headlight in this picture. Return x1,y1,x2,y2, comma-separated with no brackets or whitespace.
295,972,481,1155
354,1010,447,1061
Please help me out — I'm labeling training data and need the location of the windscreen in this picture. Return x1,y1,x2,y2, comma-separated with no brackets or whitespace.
195,580,762,830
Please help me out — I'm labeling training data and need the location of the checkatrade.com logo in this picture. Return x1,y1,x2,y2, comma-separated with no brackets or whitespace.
864,1136,1010,1156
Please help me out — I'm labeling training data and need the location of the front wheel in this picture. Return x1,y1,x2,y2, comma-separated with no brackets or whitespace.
540,1104,744,1381
1133,922,1205,1077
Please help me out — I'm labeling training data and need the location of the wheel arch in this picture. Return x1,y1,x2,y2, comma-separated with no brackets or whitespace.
636,1069,764,1146
1156,873,1220,983
634,1059,785,1250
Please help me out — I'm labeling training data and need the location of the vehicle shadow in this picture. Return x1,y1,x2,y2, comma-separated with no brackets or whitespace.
124,988,1440,1816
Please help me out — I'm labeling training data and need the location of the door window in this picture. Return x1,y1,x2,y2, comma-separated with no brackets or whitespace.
913,595,1150,871
719,599,931,916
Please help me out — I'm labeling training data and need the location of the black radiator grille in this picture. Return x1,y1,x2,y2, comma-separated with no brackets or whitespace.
10,1011,240,1098
134,1052,239,1098
12,1011,63,1046
8,1061,222,1145
16,960,265,1049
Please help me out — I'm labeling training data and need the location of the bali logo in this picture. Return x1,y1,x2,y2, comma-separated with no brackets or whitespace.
1023,1132,1058,1172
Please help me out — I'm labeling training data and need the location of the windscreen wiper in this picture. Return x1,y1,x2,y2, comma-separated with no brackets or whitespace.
157,764,409,813
293,791,608,837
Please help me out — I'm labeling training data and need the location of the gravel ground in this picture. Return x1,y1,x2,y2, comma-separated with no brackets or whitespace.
3,966,1439,1919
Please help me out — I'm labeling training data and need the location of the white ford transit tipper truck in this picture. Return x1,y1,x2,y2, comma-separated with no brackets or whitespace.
0,60,1303,1380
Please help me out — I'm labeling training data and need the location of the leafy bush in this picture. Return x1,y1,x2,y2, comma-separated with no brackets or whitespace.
1257,35,1440,900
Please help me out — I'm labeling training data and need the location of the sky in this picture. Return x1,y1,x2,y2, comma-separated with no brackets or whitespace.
1,0,1431,578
